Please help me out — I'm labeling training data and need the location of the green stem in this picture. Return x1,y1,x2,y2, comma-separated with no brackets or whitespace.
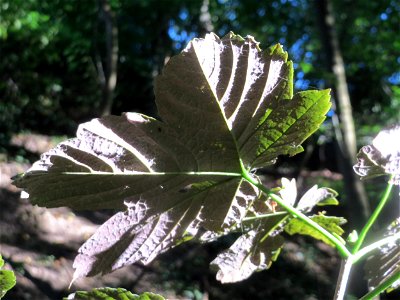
333,258,354,300
332,231,400,300
353,232,400,263
352,176,394,254
241,169,351,258
260,215,290,243
242,211,288,222
65,171,243,177
333,228,400,299
360,272,400,300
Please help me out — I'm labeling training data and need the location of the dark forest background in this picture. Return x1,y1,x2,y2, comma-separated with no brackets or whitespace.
1,0,399,299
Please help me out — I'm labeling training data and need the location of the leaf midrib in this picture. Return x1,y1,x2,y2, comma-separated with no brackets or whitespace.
193,38,245,173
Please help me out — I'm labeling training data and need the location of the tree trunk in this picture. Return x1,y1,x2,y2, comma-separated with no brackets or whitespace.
199,0,214,36
315,0,370,228
315,1,372,297
99,0,118,116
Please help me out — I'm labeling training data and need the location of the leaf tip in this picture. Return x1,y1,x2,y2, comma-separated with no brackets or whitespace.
69,271,80,290
267,43,288,61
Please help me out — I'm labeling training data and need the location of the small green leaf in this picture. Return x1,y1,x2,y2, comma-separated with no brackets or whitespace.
316,197,339,206
278,178,339,211
279,178,297,206
211,228,284,283
296,186,339,212
0,255,16,299
347,230,359,244
284,215,346,247
64,288,165,300
211,211,287,283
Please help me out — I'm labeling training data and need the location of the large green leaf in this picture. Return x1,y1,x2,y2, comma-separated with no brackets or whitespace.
14,32,331,280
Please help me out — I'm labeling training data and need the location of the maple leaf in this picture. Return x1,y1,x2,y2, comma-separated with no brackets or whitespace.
14,32,331,280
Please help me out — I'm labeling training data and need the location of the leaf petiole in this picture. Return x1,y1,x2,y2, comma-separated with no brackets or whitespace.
62,171,243,177
240,167,352,258
242,211,288,222
352,176,395,254
360,271,400,300
260,215,290,243
352,232,400,263
333,232,400,300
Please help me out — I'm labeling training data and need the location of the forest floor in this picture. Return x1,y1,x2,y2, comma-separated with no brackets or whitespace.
0,134,372,300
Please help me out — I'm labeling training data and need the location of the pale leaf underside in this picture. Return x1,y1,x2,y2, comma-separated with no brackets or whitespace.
279,177,338,211
211,230,284,283
14,32,331,281
211,179,342,283
354,125,400,185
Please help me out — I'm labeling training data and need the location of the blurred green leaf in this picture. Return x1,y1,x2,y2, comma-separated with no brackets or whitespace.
64,288,165,300
284,215,346,247
300,62,313,74
0,255,16,299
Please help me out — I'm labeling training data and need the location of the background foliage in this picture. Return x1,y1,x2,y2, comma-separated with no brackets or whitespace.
1,0,399,146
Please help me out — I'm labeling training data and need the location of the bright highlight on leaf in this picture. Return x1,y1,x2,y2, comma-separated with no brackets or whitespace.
354,125,400,185
279,177,339,211
13,32,332,282
211,229,284,283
